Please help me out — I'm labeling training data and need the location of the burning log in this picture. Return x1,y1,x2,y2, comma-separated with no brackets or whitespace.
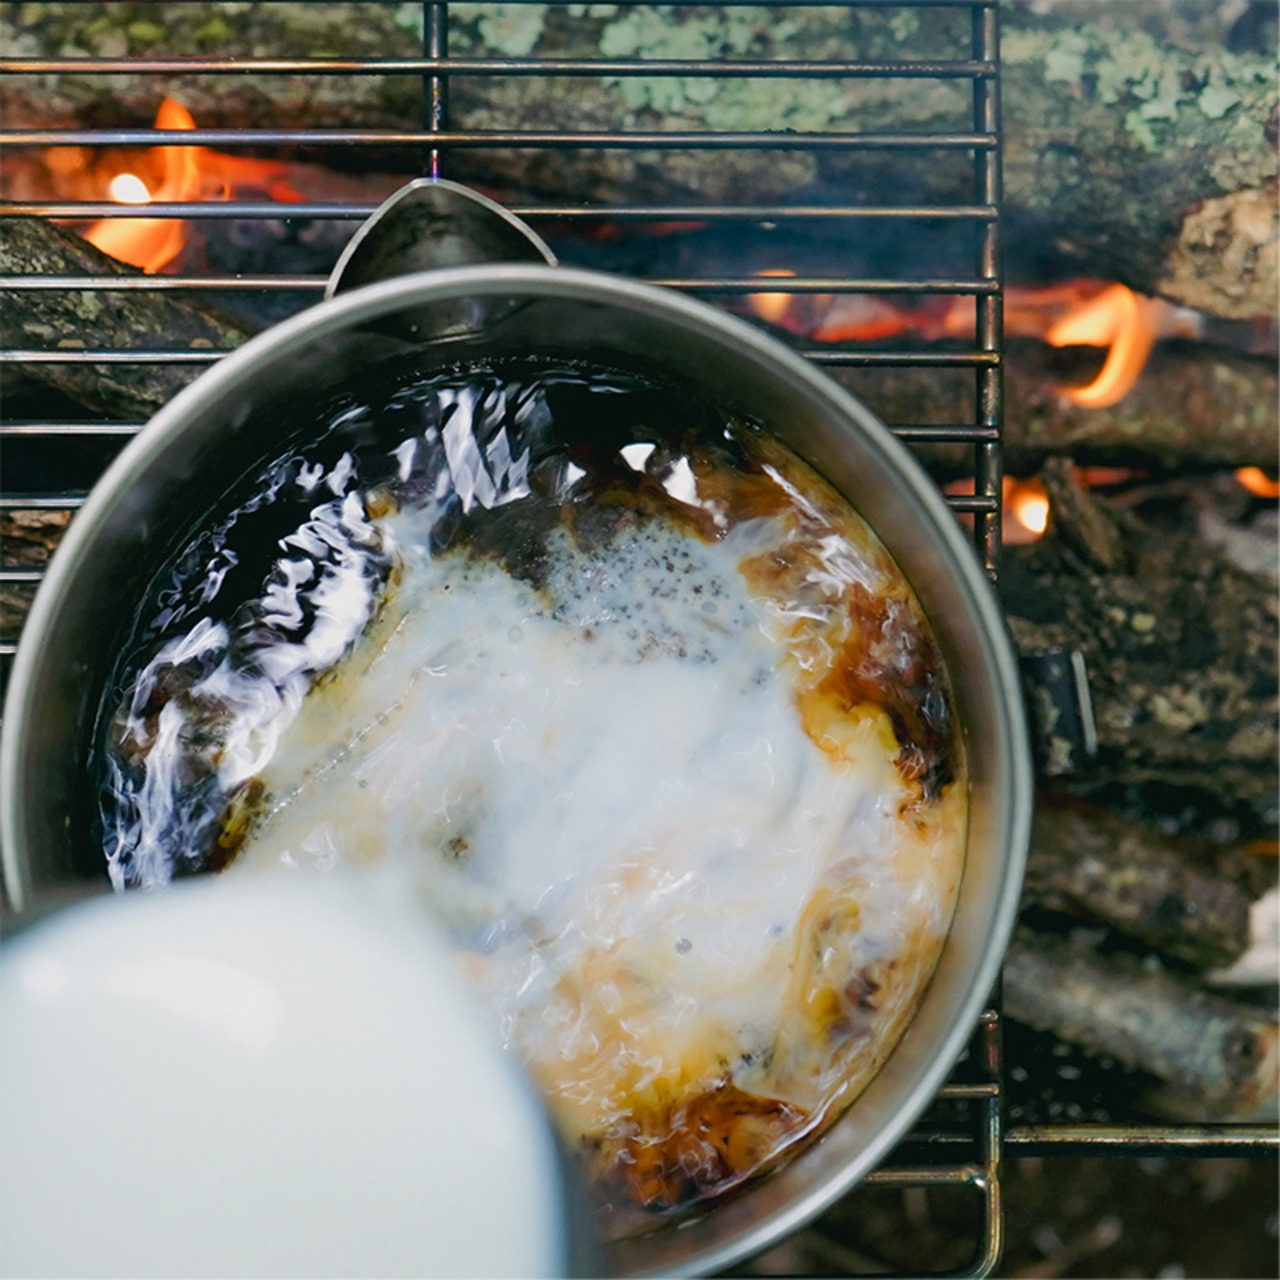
3,2,1274,322
832,340,1278,475
1002,459,1279,810
1026,799,1268,971
1000,340,1278,473
1005,926,1278,1121
0,216,252,418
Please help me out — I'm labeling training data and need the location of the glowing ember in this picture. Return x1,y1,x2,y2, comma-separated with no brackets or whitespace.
106,173,151,205
811,294,943,344
1009,479,1050,538
1236,466,1280,500
999,477,1051,545
942,474,1102,544
751,268,798,327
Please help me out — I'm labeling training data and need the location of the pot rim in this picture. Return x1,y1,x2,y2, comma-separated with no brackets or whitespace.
0,264,1030,1275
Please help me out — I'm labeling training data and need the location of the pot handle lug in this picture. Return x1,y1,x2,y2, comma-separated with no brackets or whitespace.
325,178,557,299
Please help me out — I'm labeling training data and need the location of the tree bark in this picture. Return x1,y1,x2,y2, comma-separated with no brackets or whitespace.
2,2,1275,319
0,510,70,643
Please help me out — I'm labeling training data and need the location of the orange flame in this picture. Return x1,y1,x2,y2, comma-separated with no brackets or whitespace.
83,98,201,272
1000,477,1051,545
748,275,1203,409
751,268,798,327
82,97,304,273
1236,466,1280,499
1044,283,1171,409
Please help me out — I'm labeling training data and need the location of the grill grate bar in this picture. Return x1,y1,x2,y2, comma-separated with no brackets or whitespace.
944,493,1000,514
804,349,999,367
938,1082,1001,1101
1007,1125,1280,1155
1,420,1001,441
0,423,144,436
1,351,228,365
3,201,999,221
4,55,996,78
236,0,1002,6
867,1165,986,1188
0,349,1002,372
970,3,1004,576
0,275,324,291
649,276,998,293
389,0,1000,5
3,127,996,150
0,495,87,510
893,424,1000,442
0,277,997,295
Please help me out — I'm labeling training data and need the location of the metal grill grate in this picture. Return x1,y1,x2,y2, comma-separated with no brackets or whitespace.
7,3,1267,1274
0,2,1005,643
0,7,1008,1268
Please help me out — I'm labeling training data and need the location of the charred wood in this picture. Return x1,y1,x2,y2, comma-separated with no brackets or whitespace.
1002,459,1279,810
1000,341,1279,475
0,216,252,418
1026,798,1267,971
2,3,1275,320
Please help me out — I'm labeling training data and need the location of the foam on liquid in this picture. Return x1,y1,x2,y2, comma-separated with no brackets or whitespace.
98,362,967,1230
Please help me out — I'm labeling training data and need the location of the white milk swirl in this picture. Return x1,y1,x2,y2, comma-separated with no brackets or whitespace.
98,363,967,1230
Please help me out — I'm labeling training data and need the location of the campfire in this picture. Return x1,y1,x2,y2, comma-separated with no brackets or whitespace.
79,98,310,273
1,0,1276,1272
15,90,1276,548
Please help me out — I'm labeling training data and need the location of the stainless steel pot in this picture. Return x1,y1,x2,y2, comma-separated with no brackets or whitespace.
0,182,1031,1277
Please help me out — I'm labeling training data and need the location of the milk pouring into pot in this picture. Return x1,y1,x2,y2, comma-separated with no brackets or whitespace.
98,360,968,1231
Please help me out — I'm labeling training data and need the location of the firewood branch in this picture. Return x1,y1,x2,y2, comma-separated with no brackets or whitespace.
1005,926,1278,1121
835,340,1279,476
0,217,253,418
1026,799,1268,971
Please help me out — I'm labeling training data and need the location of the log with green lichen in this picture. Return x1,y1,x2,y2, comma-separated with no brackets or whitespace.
3,2,1275,319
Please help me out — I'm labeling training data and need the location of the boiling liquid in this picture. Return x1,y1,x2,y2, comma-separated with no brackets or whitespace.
99,362,967,1231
